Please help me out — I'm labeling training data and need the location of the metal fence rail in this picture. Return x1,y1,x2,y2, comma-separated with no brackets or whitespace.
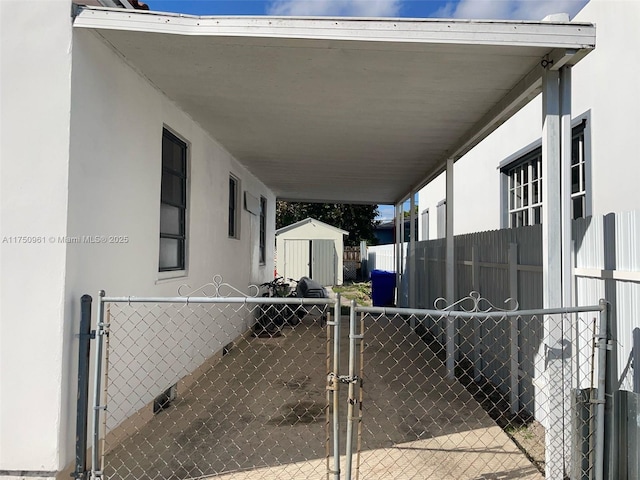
81,288,616,480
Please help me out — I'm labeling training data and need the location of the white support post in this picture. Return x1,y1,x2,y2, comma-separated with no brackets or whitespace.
395,203,402,305
542,66,571,479
561,66,573,310
446,158,455,379
409,192,416,311
508,243,519,415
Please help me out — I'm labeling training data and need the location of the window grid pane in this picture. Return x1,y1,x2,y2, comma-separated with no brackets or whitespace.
229,176,238,238
259,197,266,264
160,129,187,271
504,122,586,227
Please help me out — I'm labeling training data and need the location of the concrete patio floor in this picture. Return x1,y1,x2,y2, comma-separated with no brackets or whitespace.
103,313,542,479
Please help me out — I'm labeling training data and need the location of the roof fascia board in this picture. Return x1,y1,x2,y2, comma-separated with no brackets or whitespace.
73,8,595,50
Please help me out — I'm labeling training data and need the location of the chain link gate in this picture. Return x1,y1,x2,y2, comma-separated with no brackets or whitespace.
340,297,611,480
87,282,342,480
80,283,611,480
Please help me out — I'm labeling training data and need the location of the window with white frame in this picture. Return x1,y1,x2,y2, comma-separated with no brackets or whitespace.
570,122,588,219
228,175,239,238
503,120,588,227
159,128,187,271
436,200,446,239
420,209,429,241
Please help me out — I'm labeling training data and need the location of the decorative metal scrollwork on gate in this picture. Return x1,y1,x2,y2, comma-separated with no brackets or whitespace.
433,291,519,312
177,274,261,298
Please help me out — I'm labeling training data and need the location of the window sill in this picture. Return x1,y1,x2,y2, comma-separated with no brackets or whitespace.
156,270,188,284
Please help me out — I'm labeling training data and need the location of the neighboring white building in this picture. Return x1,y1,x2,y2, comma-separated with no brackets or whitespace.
418,0,640,239
276,218,348,286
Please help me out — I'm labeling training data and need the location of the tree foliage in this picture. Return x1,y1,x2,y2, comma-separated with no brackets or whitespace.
276,201,380,246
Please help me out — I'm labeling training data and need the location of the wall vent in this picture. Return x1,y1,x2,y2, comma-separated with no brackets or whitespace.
153,384,177,414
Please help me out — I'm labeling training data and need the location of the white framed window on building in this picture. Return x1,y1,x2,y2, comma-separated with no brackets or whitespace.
259,196,267,264
436,200,446,239
420,208,429,241
501,118,590,228
228,175,240,238
159,128,188,272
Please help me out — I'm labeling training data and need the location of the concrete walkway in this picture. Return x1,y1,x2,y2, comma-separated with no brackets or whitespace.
104,314,542,480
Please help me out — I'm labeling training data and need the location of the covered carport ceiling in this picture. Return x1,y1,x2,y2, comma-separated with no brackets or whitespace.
73,9,594,205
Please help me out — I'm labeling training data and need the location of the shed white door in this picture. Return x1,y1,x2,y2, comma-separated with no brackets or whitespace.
312,239,336,286
283,239,337,285
284,240,311,281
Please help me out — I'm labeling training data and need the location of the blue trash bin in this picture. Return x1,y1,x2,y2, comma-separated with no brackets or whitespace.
371,270,396,307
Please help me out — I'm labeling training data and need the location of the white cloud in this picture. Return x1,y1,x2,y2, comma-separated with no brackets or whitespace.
435,0,589,20
267,0,402,17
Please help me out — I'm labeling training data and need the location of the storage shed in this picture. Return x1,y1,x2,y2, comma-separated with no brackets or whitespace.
276,218,348,286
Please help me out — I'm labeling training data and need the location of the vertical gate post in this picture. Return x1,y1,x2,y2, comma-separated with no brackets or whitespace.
604,299,619,480
344,300,359,480
593,299,609,480
74,295,93,480
91,290,107,480
331,295,342,480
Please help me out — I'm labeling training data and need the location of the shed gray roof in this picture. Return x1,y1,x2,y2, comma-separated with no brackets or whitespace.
276,217,349,236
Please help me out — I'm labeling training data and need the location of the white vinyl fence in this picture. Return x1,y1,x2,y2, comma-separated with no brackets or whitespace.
373,210,640,401
367,242,407,273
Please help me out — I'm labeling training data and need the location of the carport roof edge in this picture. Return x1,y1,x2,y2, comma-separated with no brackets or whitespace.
73,7,595,205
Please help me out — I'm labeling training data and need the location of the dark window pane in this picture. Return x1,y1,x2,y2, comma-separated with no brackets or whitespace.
162,132,186,173
573,197,585,219
533,206,542,225
533,181,540,204
159,237,182,270
532,161,539,180
523,185,529,207
160,204,182,236
259,197,266,264
516,211,523,227
571,137,581,166
161,173,184,206
571,165,581,194
229,177,237,237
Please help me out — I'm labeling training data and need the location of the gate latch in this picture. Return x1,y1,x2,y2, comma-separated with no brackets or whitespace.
338,375,359,384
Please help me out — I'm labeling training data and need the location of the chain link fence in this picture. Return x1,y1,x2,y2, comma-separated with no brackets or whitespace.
84,290,611,480
93,297,336,480
351,302,609,480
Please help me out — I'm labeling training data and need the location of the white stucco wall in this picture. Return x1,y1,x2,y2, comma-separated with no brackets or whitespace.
1,4,277,475
61,27,276,466
0,0,73,475
418,0,640,237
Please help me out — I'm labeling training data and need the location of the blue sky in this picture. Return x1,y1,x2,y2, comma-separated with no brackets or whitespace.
147,0,589,20
145,0,589,220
